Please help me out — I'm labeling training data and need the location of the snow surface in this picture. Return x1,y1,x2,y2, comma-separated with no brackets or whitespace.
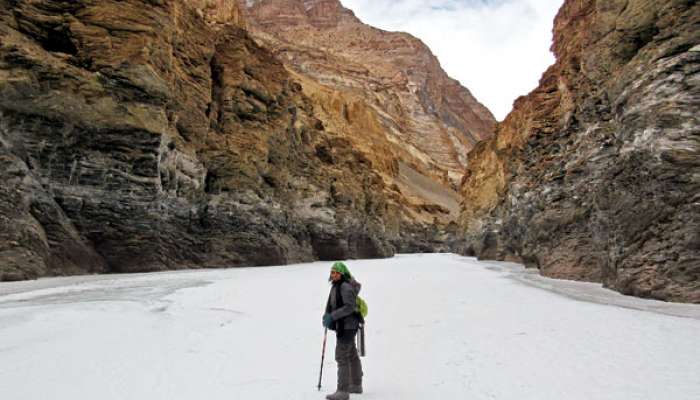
1,254,699,400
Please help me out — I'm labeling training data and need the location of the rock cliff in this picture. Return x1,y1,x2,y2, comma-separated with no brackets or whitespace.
0,0,452,280
238,0,496,188
459,0,700,302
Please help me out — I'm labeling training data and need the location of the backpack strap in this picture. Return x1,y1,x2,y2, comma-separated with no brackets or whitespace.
334,281,345,331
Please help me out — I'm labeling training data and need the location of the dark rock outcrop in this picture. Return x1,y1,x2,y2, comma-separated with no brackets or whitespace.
459,0,700,302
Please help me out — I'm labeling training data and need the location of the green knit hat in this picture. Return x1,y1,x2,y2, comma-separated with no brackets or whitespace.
330,261,352,279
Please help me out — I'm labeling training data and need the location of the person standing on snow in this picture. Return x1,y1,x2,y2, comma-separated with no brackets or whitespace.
322,262,364,400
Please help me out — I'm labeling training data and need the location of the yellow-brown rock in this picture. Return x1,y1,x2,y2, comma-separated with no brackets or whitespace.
238,0,496,189
187,0,244,27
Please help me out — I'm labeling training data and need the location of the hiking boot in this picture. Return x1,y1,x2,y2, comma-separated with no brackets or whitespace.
348,385,363,394
325,391,349,400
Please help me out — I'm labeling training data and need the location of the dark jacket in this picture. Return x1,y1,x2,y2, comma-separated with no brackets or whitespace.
326,278,362,331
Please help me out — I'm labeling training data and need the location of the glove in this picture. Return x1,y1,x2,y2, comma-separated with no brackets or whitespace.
322,313,333,328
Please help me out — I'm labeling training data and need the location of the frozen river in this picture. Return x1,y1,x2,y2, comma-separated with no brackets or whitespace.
1,254,699,400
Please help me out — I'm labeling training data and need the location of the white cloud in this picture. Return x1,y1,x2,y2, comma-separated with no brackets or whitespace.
339,0,563,121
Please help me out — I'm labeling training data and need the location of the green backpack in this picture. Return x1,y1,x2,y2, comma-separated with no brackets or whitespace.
356,296,368,319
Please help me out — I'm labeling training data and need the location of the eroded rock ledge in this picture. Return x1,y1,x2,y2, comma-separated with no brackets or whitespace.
459,0,700,303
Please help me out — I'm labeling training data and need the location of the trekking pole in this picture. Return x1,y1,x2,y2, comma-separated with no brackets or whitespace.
317,328,328,391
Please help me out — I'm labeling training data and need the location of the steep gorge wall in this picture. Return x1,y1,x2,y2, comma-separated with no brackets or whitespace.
0,0,413,280
460,0,700,302
238,0,496,188
232,0,497,251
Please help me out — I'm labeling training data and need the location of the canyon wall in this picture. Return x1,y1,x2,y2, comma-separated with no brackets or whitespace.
460,0,700,302
0,0,428,280
238,0,496,188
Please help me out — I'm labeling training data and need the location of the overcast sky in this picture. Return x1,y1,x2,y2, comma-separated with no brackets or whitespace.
339,0,564,121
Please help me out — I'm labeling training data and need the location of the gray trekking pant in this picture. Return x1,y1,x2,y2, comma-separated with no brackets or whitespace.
336,330,363,391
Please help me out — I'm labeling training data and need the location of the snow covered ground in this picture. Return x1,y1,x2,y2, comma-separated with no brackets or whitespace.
1,254,699,400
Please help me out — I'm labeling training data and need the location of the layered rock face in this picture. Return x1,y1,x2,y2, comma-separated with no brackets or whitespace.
460,0,700,302
238,0,496,188
0,0,430,280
